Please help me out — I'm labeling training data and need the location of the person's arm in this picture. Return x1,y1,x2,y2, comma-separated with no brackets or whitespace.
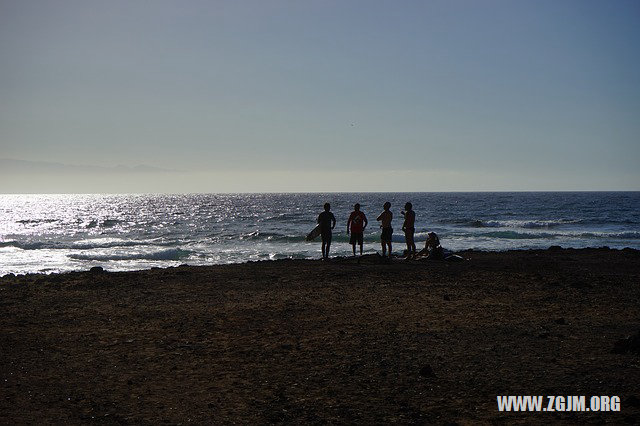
317,214,321,225
331,214,336,230
377,212,383,221
363,214,368,230
346,215,352,234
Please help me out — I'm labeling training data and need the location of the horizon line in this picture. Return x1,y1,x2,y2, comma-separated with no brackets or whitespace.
1,190,639,196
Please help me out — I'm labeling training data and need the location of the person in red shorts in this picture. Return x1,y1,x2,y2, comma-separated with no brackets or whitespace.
347,203,368,256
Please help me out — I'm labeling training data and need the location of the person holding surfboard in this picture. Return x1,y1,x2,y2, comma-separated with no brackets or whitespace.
347,203,368,256
377,202,393,258
317,203,336,259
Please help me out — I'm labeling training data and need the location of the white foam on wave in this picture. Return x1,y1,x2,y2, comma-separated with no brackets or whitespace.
0,238,173,251
0,240,50,250
470,219,582,229
68,248,192,262
71,238,173,249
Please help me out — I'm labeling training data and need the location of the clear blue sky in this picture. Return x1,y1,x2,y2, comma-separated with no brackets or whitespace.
1,0,639,192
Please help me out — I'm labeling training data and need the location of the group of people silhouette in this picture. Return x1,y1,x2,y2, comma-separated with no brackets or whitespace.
316,202,443,260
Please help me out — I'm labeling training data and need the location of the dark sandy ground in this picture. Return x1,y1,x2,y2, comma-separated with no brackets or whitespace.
1,248,639,424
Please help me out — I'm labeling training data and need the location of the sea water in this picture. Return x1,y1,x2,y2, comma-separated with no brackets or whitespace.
1,192,639,275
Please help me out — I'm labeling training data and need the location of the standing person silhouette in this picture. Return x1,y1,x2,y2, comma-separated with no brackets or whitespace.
376,202,393,258
347,203,368,256
402,202,416,258
317,203,336,260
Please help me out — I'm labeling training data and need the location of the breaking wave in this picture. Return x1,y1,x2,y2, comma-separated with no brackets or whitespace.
86,219,123,228
16,219,60,225
478,231,557,240
239,231,306,242
68,248,192,262
0,241,51,250
0,239,172,250
476,231,640,240
455,219,583,229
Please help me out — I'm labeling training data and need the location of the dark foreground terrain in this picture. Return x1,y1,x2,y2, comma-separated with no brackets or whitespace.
1,248,639,424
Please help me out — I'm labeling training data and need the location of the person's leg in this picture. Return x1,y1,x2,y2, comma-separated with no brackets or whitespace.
381,229,389,257
350,234,355,256
326,241,331,258
408,230,416,255
359,242,363,255
405,232,410,254
321,240,327,258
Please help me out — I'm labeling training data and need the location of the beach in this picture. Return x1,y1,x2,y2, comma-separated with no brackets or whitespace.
1,247,639,424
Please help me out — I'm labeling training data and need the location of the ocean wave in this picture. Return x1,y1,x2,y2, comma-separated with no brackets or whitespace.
267,252,309,260
102,219,121,227
261,213,308,223
262,213,297,221
0,241,51,250
478,231,557,240
0,238,174,250
71,238,175,249
86,219,122,228
68,248,192,262
459,219,582,229
238,230,441,244
16,219,60,225
239,231,306,242
474,230,640,240
577,231,640,240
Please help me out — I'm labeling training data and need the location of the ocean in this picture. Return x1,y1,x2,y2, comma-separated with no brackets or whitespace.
1,192,639,275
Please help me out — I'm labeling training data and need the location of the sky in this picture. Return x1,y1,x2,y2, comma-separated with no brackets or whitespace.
1,0,639,192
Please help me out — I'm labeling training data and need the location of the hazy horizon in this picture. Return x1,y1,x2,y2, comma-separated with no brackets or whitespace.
2,0,639,193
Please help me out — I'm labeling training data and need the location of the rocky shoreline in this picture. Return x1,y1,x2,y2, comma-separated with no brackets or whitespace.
1,247,639,423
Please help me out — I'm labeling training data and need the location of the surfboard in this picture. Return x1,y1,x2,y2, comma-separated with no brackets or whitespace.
306,224,321,241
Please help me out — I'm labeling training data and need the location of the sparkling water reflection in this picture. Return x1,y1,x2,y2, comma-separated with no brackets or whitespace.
1,192,638,274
